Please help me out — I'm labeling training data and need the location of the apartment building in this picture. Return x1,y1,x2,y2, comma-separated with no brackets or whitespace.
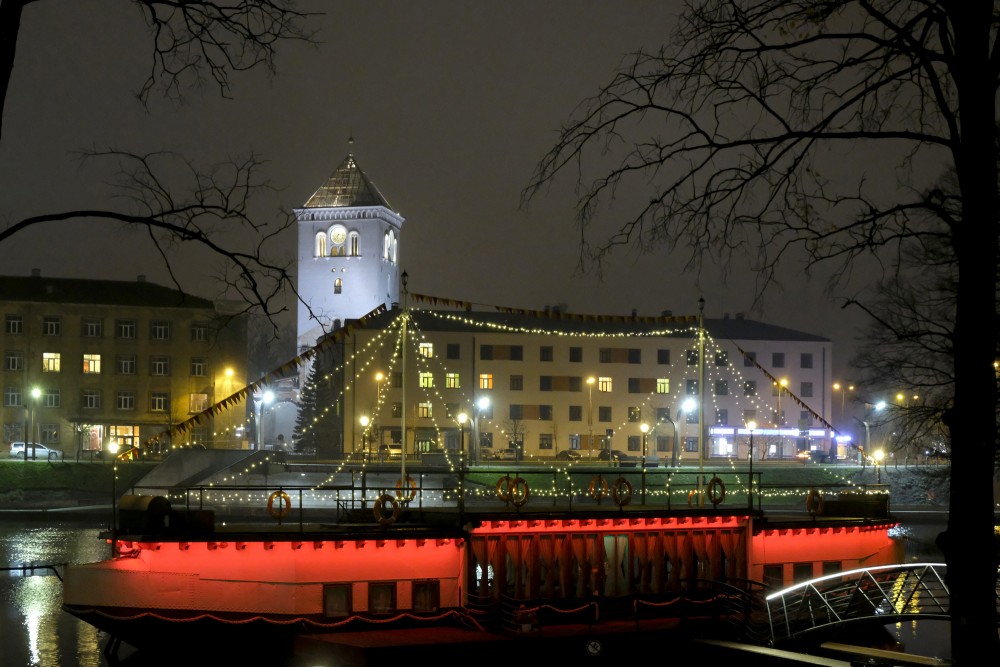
1,270,248,457
329,306,837,463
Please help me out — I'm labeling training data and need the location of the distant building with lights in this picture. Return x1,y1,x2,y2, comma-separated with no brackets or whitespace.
319,306,839,463
0,271,248,456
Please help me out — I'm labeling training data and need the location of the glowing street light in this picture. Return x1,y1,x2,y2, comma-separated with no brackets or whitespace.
457,412,468,465
873,448,885,483
640,423,649,505
108,438,120,556
475,396,490,465
359,415,370,456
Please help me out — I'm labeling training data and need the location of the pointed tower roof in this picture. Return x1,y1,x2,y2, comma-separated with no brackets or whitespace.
302,153,393,209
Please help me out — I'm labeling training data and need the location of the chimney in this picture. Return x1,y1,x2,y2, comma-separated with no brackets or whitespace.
30,268,40,277
735,312,745,320
631,308,638,317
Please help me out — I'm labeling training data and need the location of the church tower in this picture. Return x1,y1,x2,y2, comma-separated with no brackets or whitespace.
294,148,404,354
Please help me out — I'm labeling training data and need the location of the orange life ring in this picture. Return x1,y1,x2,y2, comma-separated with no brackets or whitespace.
589,475,609,501
806,489,824,514
611,477,633,506
706,477,726,505
509,477,530,507
496,475,513,502
374,493,400,525
395,475,417,501
496,475,530,507
266,490,291,520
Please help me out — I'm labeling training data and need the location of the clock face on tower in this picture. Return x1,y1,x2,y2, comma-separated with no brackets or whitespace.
331,226,347,245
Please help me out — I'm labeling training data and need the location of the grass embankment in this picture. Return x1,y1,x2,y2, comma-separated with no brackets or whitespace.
0,460,156,507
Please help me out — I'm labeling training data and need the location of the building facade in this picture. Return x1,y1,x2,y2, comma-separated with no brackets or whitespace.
329,307,838,464
1,271,248,457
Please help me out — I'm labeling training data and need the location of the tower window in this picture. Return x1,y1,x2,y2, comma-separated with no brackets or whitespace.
334,278,343,294
315,232,327,257
348,231,360,256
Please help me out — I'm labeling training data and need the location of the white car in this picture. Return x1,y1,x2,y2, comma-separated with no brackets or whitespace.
9,442,63,460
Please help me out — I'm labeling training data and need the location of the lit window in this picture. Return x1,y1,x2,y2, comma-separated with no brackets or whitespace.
190,393,208,412
417,402,432,418
42,352,60,372
445,373,460,388
82,354,101,374
598,376,612,392
315,232,327,257
418,343,434,357
656,378,670,394
348,232,360,256
419,372,434,388
479,374,493,390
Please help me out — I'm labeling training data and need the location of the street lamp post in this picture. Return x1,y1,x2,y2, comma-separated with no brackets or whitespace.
476,397,490,466
663,413,679,468
108,438,120,556
746,420,757,509
640,423,649,505
775,377,788,458
874,448,884,483
359,415,370,458
255,389,274,451
27,386,41,460
457,412,468,465
457,412,468,513
586,376,595,460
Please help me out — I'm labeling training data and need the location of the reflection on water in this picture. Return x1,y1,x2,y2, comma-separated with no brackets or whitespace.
0,515,951,666
1,521,108,667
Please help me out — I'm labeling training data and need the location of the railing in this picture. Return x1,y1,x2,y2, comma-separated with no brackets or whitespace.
117,467,893,537
765,563,960,645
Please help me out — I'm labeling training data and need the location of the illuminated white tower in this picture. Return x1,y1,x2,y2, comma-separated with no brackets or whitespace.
294,149,404,354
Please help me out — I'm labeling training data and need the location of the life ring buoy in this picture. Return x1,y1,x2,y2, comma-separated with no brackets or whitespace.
266,490,291,520
806,489,824,514
509,477,530,507
588,475,609,501
706,477,726,505
496,475,513,502
611,477,633,506
395,475,417,502
496,475,530,506
374,493,400,525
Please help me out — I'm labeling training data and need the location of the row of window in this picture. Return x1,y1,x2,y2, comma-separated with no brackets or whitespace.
3,315,208,342
409,370,816,399
3,387,210,412
414,341,815,369
389,399,806,429
4,351,213,377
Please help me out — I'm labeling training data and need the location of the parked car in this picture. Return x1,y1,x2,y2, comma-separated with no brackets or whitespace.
555,449,581,461
597,449,637,466
492,448,517,461
9,442,63,460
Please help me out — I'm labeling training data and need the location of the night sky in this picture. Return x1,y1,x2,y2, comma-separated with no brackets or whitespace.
0,1,870,379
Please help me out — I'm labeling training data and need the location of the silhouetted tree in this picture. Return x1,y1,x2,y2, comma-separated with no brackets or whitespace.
0,1,321,337
524,3,999,660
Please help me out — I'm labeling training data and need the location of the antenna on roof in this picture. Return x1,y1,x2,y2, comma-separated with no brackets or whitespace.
347,134,354,154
